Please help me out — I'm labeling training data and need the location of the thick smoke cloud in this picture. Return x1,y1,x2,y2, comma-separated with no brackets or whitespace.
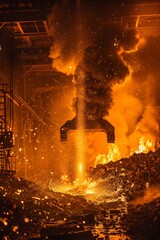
48,0,137,75
126,37,160,148
48,0,90,75
108,36,160,155
48,1,79,74
49,0,160,165
49,0,140,120
127,37,160,106
75,26,140,120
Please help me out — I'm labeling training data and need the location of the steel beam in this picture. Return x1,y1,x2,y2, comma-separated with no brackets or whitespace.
0,10,48,22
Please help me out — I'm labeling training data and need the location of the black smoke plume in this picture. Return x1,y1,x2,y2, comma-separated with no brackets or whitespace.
49,1,140,120
75,26,140,120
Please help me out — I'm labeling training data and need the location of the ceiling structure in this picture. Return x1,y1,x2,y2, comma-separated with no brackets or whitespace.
0,0,55,77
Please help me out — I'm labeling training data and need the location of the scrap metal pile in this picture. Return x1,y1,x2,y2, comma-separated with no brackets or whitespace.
0,176,96,239
91,149,160,201
0,149,160,239
90,148,160,239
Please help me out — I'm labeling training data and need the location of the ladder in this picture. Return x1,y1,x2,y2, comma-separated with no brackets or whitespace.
0,84,16,175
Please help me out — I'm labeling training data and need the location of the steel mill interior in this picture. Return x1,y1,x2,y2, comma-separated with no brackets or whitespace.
0,0,160,180
1,0,160,240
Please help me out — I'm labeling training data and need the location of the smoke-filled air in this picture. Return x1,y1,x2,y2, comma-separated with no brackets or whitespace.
48,0,160,177
109,36,160,157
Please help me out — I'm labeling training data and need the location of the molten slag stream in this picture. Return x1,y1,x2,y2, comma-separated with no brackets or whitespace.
76,71,86,182
76,128,86,181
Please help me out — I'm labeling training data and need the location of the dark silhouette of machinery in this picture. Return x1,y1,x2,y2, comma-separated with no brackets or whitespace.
60,100,115,143
60,116,115,142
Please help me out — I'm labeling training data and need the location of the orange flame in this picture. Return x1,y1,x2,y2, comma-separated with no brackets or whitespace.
135,137,154,154
95,144,121,166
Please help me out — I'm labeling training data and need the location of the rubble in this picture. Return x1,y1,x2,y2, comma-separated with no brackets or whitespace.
91,149,160,201
123,197,160,240
1,149,160,239
0,175,96,239
90,148,160,239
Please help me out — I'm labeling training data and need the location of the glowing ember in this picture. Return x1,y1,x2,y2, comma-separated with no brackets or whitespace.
0,217,8,226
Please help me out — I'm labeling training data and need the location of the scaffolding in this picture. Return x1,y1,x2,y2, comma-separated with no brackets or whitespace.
0,84,16,175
